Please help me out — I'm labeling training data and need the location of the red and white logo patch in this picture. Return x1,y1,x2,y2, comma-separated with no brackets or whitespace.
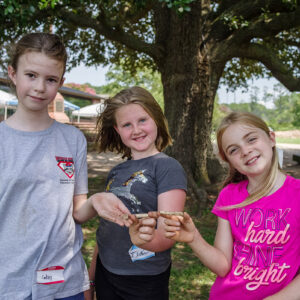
56,156,75,178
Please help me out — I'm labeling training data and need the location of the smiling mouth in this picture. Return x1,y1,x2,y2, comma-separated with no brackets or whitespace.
30,95,45,101
246,156,259,165
133,136,146,142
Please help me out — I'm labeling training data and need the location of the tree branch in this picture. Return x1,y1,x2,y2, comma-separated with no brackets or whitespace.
56,8,164,62
232,43,300,92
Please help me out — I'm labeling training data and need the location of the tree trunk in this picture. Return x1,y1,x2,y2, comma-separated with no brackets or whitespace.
154,3,225,210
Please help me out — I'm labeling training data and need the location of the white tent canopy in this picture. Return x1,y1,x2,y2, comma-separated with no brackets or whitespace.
0,90,18,120
0,90,17,107
72,102,105,122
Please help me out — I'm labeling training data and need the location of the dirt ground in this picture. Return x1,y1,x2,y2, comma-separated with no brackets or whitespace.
87,143,300,180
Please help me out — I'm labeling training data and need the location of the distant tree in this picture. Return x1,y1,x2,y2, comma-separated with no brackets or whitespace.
96,66,164,108
1,1,300,203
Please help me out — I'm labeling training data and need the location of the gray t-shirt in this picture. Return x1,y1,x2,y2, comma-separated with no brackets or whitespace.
97,152,187,276
0,121,89,300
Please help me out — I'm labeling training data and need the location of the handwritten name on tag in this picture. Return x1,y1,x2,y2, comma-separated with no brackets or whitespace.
129,245,155,262
37,266,64,285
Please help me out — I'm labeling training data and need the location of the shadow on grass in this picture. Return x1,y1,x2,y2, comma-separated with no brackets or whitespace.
82,170,218,299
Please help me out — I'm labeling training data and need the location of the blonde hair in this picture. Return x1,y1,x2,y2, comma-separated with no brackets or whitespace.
96,86,172,159
216,111,280,209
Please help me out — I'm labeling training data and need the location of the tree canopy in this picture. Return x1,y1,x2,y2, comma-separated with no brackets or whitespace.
1,0,300,206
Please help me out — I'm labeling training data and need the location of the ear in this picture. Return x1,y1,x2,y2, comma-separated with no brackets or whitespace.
269,130,276,147
7,65,17,85
59,77,65,88
114,125,120,135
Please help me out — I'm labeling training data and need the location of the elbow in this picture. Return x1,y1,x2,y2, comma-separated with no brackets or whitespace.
72,210,84,224
215,262,231,278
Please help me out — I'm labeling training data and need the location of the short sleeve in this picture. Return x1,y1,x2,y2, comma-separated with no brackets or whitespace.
211,187,230,220
155,156,187,195
74,130,88,195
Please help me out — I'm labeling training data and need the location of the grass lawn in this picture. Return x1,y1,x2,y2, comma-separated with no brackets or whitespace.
276,137,300,144
82,175,217,299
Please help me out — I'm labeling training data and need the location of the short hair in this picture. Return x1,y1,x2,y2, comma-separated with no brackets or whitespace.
96,86,172,159
8,32,67,75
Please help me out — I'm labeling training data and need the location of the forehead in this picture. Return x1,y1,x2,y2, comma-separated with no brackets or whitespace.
17,51,64,77
116,103,148,117
222,122,264,145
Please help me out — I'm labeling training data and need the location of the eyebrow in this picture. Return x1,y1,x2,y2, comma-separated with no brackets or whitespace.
225,131,257,153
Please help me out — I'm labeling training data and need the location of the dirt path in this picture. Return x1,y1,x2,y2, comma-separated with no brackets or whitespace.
87,144,300,179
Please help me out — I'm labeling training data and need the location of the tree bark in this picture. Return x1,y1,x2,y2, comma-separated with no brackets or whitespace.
154,4,225,209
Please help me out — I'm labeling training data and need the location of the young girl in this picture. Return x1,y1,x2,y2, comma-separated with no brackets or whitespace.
87,86,187,300
0,32,131,300
163,112,300,300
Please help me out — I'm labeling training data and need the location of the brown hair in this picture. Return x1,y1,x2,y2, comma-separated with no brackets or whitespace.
96,86,172,159
216,111,279,209
8,32,67,76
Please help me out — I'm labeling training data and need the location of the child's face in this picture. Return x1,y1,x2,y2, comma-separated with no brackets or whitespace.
221,122,276,180
114,103,159,160
8,51,65,114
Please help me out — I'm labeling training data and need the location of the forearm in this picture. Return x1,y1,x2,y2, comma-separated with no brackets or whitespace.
73,194,97,224
264,274,300,300
189,230,231,277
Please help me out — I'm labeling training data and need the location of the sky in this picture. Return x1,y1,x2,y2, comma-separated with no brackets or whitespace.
65,63,280,104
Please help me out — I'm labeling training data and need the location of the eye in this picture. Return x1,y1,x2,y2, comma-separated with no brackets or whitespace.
228,147,238,155
139,118,147,123
25,72,36,79
123,123,131,128
248,136,257,143
47,78,59,84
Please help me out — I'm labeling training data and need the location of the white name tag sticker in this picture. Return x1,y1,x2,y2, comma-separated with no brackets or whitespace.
129,245,155,262
37,266,64,285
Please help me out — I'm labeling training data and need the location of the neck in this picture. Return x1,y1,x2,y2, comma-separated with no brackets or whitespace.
6,108,54,131
247,170,286,195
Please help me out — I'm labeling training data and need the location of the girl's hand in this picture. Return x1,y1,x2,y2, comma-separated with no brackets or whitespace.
162,212,196,243
90,192,133,227
129,213,158,247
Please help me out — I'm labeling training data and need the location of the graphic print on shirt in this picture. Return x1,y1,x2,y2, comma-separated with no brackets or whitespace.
233,207,292,291
56,156,75,184
106,169,148,213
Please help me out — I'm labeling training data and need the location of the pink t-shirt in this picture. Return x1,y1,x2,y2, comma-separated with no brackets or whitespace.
210,175,300,300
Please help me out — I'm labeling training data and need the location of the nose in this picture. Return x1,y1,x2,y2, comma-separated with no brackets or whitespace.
34,79,45,92
240,145,252,157
132,124,141,135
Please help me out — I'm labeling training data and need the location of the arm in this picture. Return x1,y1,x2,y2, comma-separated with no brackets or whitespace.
264,274,300,300
72,192,132,227
84,244,98,300
130,189,186,252
164,214,233,277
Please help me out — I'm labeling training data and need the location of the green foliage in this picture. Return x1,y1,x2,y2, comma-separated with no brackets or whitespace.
215,84,300,132
96,65,164,109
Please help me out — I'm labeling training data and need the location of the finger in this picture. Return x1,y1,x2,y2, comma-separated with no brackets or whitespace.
139,233,154,242
148,211,159,218
140,217,156,226
164,224,181,232
164,219,180,226
165,231,176,238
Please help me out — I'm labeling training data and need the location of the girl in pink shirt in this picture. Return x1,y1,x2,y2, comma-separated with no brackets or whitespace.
162,112,300,300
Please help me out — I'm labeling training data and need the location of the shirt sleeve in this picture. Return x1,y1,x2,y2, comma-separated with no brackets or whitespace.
211,186,230,220
155,156,187,195
74,130,88,195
